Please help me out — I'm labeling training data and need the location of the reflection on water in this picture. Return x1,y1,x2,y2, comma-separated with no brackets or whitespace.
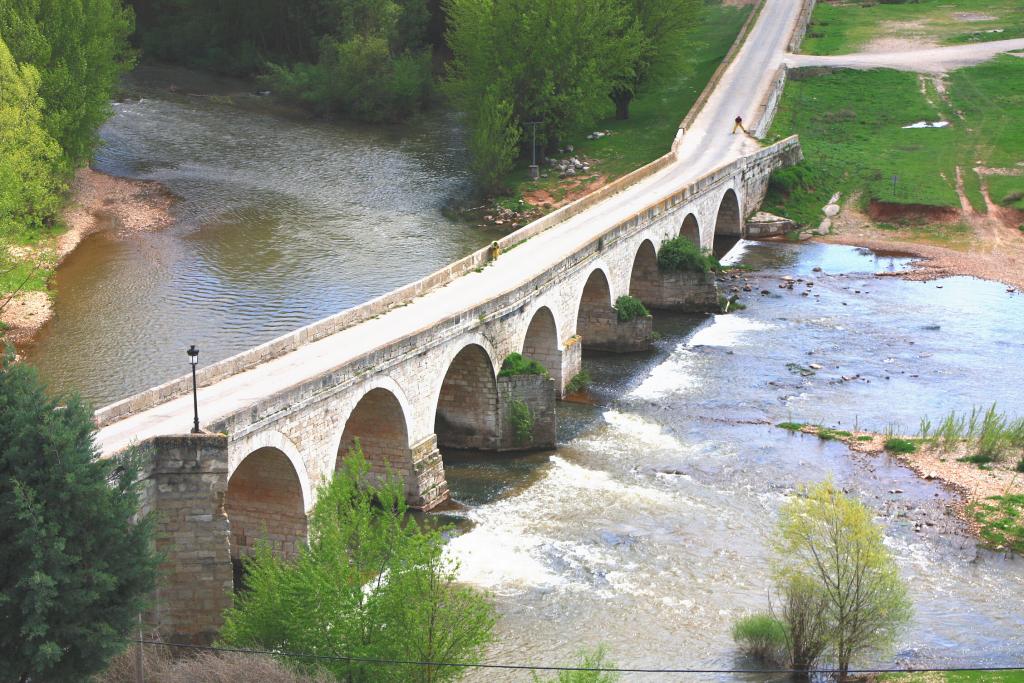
27,71,498,405
442,242,1024,680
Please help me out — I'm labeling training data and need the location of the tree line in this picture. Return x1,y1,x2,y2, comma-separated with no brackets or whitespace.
128,0,701,192
0,0,134,244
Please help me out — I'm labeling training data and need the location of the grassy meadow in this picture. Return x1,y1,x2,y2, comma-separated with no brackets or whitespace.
802,0,1024,56
762,55,1024,228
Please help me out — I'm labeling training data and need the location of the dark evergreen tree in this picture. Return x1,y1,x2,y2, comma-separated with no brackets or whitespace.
0,352,158,682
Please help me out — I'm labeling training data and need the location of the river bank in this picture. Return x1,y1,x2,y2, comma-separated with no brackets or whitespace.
1,168,177,346
809,191,1024,292
779,424,1022,537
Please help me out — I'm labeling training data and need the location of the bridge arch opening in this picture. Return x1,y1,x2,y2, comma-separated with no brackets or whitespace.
337,387,415,494
522,306,562,390
575,268,615,349
226,447,308,590
628,240,660,307
434,344,499,450
680,213,700,245
713,189,742,258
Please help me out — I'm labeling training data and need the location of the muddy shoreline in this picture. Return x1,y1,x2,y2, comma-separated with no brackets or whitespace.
792,425,1022,540
0,168,177,346
805,192,1024,293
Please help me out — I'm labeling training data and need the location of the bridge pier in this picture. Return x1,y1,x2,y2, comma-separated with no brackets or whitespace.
580,310,654,353
138,434,233,646
496,374,557,450
407,434,449,510
639,270,720,313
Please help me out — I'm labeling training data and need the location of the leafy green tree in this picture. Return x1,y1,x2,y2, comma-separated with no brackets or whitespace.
0,37,64,242
533,646,619,683
467,86,521,194
444,0,644,153
772,481,912,681
0,0,135,167
609,0,701,120
0,352,158,682
220,444,496,682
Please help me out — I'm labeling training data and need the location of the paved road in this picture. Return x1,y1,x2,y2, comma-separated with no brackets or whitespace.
96,0,806,455
786,38,1024,74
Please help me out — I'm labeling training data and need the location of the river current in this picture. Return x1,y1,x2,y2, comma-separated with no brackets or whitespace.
26,71,1024,680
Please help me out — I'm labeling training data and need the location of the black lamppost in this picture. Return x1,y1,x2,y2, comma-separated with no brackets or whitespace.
187,345,200,433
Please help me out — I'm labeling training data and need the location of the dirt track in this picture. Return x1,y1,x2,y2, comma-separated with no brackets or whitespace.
786,37,1024,74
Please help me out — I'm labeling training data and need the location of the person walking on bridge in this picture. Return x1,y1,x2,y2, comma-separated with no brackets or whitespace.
732,115,747,135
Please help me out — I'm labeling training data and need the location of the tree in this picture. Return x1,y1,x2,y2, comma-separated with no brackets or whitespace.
772,481,912,681
219,444,496,682
609,0,701,120
0,0,135,167
0,37,64,242
772,573,830,679
444,0,644,155
0,351,158,682
468,87,521,195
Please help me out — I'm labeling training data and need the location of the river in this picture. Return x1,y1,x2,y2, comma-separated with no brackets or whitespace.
25,67,499,406
26,69,1024,680
445,244,1024,680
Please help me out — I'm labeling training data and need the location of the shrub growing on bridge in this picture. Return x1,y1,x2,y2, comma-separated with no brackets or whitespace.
499,352,549,378
219,444,496,682
0,350,158,682
656,236,720,274
614,295,649,322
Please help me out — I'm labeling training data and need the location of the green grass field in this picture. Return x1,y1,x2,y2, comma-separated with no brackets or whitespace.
762,56,1024,227
882,671,1024,682
802,0,1024,56
496,1,751,206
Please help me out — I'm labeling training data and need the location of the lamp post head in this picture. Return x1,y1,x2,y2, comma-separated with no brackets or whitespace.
187,345,199,366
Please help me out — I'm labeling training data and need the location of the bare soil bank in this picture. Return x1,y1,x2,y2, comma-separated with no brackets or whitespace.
1,168,177,346
810,193,1024,292
793,426,1022,537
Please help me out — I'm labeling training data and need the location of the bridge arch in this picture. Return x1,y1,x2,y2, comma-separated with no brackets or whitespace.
225,444,309,587
713,188,742,257
336,385,416,495
574,265,616,342
433,342,500,450
628,239,660,307
521,305,562,390
680,213,700,245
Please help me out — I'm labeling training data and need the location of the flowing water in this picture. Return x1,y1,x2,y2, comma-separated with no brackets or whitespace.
444,243,1024,680
24,68,1024,680
26,67,499,406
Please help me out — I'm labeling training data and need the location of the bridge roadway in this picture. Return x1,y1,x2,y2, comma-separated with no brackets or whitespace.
95,0,806,456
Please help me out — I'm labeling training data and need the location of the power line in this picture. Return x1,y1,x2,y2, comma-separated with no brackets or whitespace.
131,639,1024,676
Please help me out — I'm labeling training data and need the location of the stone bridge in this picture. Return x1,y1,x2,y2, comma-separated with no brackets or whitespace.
118,140,800,643
94,0,813,644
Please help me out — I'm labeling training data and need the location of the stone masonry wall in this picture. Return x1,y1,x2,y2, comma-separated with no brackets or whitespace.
138,434,232,645
645,270,720,312
225,447,307,562
435,346,500,450
497,375,557,451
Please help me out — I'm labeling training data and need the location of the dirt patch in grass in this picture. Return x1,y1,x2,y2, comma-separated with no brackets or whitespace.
522,175,609,211
867,201,960,224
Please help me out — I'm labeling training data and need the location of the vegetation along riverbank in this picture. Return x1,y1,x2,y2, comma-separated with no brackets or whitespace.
778,404,1024,554
761,0,1024,291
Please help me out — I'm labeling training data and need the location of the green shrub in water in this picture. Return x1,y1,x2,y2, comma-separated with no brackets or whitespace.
614,295,649,322
731,613,787,665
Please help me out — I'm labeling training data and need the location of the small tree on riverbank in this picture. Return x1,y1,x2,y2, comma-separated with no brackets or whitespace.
772,481,912,681
219,444,496,682
0,350,158,682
